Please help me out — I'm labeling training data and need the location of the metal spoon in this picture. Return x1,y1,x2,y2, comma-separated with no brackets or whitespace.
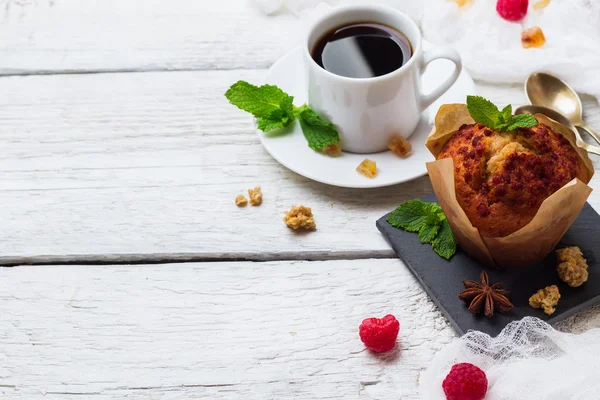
525,72,600,146
514,104,600,156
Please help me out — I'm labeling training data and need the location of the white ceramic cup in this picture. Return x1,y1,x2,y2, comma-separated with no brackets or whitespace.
304,5,462,154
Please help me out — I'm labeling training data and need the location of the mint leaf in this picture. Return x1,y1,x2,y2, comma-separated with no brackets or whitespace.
225,81,296,132
225,81,291,117
387,200,436,232
436,210,447,223
280,95,295,120
257,115,291,131
387,200,456,259
225,80,342,150
419,223,441,244
432,220,457,260
466,95,500,129
504,113,538,131
298,107,340,151
466,96,539,133
500,104,512,124
420,202,444,229
387,201,442,242
256,105,295,131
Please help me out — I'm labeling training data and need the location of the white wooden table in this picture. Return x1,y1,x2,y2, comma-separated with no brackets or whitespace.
2,1,600,398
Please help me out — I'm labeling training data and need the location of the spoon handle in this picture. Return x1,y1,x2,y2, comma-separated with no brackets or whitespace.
584,144,600,156
578,124,600,147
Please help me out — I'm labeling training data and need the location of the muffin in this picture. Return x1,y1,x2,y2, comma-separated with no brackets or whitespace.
425,104,593,269
437,122,589,237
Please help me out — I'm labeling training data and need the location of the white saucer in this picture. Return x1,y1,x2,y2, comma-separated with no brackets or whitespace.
257,44,476,188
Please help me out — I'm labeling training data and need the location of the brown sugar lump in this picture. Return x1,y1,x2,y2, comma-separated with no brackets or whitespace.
521,26,546,49
235,195,248,207
556,246,588,287
356,159,377,178
248,187,263,206
437,123,588,237
283,205,316,231
529,285,561,315
321,143,342,157
388,135,412,158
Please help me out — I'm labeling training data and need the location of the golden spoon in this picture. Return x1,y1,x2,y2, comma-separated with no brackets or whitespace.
525,72,600,146
514,104,600,156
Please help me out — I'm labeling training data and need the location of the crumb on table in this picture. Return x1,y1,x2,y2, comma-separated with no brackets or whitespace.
529,285,561,315
248,187,263,206
556,246,588,287
283,205,316,231
235,194,248,207
356,159,377,178
388,135,412,158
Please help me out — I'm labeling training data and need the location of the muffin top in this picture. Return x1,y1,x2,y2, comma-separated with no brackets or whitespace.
437,122,587,237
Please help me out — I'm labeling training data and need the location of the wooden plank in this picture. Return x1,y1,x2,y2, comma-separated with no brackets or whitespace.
0,70,598,261
0,69,429,261
0,259,456,399
1,260,597,398
0,0,296,75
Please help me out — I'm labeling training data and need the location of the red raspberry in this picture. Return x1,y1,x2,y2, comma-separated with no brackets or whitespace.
442,363,488,400
358,314,399,353
496,0,528,22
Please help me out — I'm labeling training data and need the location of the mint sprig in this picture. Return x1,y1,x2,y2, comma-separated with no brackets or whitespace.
225,80,339,153
225,81,296,131
432,220,457,260
387,199,457,260
297,105,340,151
466,96,537,132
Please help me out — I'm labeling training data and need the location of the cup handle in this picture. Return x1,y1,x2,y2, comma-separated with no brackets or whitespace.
419,47,463,112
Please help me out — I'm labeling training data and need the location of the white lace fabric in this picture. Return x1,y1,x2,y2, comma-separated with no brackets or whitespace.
420,317,600,399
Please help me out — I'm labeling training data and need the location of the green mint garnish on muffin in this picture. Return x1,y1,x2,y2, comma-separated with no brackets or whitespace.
466,95,538,132
387,199,457,259
225,80,340,153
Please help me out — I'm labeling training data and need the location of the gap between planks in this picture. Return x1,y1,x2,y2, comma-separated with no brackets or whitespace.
0,65,271,78
0,250,398,267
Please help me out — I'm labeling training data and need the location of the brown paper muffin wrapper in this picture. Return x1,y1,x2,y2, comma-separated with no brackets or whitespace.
425,104,594,269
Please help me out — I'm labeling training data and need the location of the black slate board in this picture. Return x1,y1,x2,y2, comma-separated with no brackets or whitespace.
376,193,600,337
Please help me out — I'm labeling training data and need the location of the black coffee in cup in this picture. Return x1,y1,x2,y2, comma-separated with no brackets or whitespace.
311,22,413,79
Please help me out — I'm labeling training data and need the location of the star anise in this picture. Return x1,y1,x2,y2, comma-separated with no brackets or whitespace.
458,271,514,318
